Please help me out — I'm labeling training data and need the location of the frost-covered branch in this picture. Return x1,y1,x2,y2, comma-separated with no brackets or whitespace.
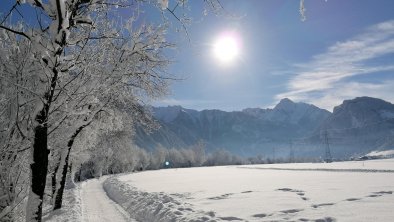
0,25,30,40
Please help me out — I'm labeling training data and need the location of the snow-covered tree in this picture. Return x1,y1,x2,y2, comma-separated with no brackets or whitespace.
0,0,173,220
0,29,37,221
0,0,311,220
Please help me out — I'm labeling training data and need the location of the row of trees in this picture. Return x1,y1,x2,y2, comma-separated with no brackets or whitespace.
0,0,310,221
76,141,250,181
74,139,320,183
0,0,233,220
0,0,181,220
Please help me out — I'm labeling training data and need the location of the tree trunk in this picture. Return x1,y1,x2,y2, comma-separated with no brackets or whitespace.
25,112,49,222
26,68,58,221
51,156,61,199
52,145,72,210
53,125,86,210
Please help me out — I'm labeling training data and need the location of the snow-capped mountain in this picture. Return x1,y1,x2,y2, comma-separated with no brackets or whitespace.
243,98,330,128
134,98,331,156
134,97,394,158
324,97,394,129
315,97,394,156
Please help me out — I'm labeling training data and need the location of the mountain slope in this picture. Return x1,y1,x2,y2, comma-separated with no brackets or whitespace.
135,98,331,156
134,97,394,158
316,97,394,156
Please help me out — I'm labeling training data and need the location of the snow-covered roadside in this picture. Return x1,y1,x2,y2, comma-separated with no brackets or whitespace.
43,184,82,222
81,177,134,222
103,176,221,222
43,177,135,222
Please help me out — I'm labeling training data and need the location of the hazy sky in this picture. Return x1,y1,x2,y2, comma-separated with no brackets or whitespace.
152,0,394,111
2,0,394,112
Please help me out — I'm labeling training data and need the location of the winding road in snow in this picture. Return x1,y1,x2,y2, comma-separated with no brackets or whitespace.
81,178,136,222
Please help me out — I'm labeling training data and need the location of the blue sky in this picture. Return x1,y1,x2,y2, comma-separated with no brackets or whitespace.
151,0,394,111
2,0,394,112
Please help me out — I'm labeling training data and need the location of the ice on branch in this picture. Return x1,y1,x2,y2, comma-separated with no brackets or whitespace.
158,0,169,10
300,0,306,21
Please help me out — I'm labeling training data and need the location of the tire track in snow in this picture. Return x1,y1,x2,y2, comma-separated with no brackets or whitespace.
81,178,136,222
237,166,394,173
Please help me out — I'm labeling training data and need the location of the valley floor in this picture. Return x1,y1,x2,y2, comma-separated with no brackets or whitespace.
47,159,394,222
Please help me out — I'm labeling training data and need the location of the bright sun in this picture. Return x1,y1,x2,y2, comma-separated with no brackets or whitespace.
213,34,240,64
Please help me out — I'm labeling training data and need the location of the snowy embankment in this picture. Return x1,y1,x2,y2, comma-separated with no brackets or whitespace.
103,176,220,222
107,159,394,222
43,184,82,222
365,150,394,158
44,177,135,222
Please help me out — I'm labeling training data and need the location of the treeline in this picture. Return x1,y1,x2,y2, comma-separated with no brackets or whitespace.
75,140,319,181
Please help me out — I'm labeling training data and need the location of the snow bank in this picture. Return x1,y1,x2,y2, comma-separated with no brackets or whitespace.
366,150,394,158
103,176,220,222
43,184,82,222
81,178,134,222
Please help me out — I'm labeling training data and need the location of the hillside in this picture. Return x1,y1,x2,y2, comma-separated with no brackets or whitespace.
134,97,394,158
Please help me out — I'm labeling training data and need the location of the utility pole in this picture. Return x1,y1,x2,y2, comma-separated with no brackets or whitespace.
272,146,276,162
323,130,332,163
289,140,295,163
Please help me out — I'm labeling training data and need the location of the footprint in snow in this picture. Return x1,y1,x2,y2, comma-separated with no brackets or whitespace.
277,188,309,201
367,190,393,198
311,203,335,208
314,216,337,222
218,216,244,221
252,213,267,218
207,193,234,200
206,211,215,217
281,208,304,214
298,216,336,222
277,188,304,193
345,198,360,201
174,211,183,215
374,191,393,195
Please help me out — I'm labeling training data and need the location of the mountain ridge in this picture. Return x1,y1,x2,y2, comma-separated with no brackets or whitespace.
134,97,394,158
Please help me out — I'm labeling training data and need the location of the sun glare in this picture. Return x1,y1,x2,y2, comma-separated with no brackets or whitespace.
213,34,240,64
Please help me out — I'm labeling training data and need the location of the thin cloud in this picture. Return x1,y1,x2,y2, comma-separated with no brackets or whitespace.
277,20,394,111
310,81,394,111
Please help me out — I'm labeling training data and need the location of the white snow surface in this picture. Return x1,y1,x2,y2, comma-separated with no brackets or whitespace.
81,178,134,222
110,159,394,222
44,177,135,222
44,184,82,222
366,150,394,158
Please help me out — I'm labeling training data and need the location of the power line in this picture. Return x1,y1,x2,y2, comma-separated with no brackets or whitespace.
323,130,332,163
289,139,295,163
292,117,394,143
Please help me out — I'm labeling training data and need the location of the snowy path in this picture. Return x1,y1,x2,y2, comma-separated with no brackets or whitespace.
81,178,135,222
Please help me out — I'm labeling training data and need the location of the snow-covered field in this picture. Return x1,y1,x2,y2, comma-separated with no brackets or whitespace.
45,159,394,222
106,159,394,222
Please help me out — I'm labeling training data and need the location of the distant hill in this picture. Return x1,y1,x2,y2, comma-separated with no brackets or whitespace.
134,97,394,158
315,97,394,157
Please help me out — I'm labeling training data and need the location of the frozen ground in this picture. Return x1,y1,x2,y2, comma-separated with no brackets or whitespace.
108,159,394,222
